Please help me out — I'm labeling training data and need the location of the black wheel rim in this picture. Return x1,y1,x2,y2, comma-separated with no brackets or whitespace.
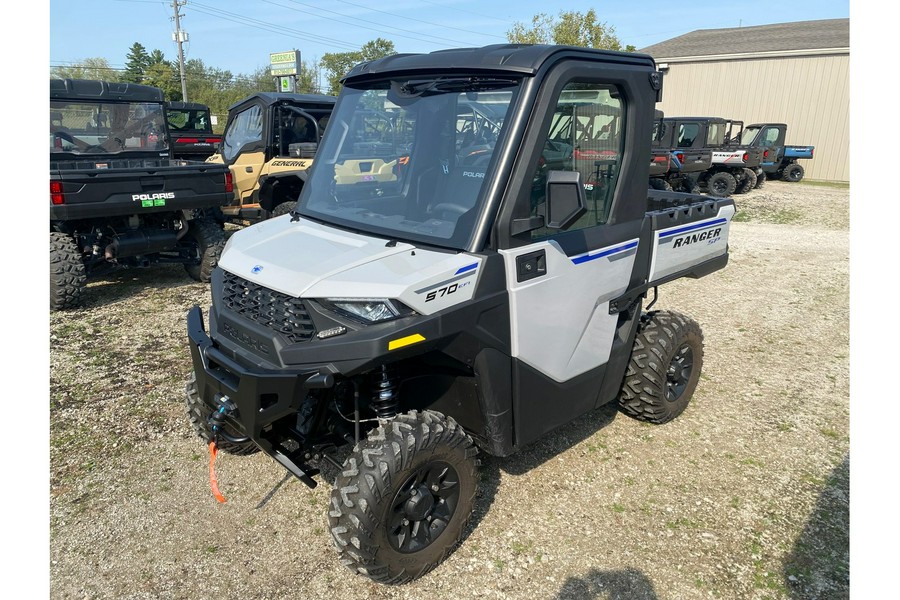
666,343,694,402
712,178,728,194
387,461,460,553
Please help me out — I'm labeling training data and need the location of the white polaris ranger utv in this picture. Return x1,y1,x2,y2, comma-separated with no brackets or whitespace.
185,44,734,584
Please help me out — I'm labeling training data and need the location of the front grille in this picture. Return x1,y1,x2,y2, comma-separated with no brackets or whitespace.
221,272,316,344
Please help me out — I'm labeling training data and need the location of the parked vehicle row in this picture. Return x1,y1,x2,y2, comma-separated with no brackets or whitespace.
650,113,815,197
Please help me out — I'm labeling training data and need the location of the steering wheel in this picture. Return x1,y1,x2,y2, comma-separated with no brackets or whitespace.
432,203,469,217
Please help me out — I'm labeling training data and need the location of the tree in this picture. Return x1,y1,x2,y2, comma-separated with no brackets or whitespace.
507,9,630,51
123,42,151,83
51,58,120,82
321,38,396,95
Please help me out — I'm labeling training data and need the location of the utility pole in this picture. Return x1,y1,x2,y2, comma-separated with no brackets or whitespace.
172,0,189,101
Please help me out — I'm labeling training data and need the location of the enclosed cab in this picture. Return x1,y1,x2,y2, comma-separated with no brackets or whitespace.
50,79,232,309
206,92,337,224
184,44,734,584
166,101,221,160
650,111,712,193
739,122,814,182
660,116,764,196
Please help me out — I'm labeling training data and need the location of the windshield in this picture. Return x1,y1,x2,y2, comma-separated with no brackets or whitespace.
50,100,168,155
298,77,521,249
166,107,212,134
740,126,761,146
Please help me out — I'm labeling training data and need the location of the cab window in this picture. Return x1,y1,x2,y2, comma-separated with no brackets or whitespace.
222,105,263,161
529,81,624,240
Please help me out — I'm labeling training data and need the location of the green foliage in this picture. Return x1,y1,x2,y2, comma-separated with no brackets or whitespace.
507,9,627,51
123,42,151,83
321,37,396,95
51,57,120,82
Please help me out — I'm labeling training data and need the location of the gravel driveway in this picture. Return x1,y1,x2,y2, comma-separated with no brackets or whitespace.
49,179,849,600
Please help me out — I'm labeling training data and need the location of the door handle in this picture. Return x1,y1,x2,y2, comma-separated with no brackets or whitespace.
245,166,254,173
516,250,546,283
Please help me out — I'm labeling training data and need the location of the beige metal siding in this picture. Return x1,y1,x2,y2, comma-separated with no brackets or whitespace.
656,53,849,182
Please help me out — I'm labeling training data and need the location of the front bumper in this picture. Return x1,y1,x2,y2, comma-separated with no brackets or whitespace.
187,306,333,443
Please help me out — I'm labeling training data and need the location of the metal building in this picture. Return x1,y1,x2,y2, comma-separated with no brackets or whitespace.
640,19,849,182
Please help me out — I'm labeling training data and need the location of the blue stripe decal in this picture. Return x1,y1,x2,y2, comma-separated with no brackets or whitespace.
455,262,478,275
571,241,638,265
659,218,728,240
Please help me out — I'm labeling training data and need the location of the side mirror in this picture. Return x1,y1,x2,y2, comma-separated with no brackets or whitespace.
545,170,587,230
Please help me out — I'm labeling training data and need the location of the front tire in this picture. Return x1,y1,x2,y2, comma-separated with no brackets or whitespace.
329,410,479,584
183,217,225,282
617,311,704,424
50,232,86,310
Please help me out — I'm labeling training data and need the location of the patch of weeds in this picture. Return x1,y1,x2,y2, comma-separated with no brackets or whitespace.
313,526,323,536
770,208,803,224
777,422,793,432
611,503,626,513
733,211,752,222
729,497,741,509
819,427,841,439
205,545,218,553
510,540,534,556
190,453,202,461
741,457,764,468
724,452,735,460
799,180,849,189
493,558,506,572
666,518,700,530
624,476,635,486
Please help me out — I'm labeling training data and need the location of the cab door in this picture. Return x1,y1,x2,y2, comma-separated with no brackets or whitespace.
493,64,657,447
220,102,268,209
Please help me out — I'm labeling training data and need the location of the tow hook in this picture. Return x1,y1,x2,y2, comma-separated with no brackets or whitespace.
207,394,250,445
206,395,249,504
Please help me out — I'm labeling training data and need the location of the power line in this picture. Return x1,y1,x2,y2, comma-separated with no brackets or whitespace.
332,0,507,41
189,2,361,51
265,0,471,48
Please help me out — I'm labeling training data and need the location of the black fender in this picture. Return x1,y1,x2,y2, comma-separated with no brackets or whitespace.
258,169,308,212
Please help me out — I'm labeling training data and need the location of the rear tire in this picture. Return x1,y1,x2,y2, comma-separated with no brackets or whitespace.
617,311,704,424
782,163,805,182
329,410,479,584
734,168,757,194
649,178,671,191
184,372,259,455
754,171,767,189
50,232,86,310
706,171,736,197
271,201,297,217
183,217,225,282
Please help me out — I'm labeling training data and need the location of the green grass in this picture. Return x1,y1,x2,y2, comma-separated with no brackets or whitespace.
799,179,849,189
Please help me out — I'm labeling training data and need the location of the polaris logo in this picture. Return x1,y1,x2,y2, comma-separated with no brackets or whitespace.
222,322,271,355
463,171,485,178
672,228,722,248
133,192,175,201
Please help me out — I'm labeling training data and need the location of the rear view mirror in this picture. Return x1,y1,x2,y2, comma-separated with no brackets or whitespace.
545,170,587,230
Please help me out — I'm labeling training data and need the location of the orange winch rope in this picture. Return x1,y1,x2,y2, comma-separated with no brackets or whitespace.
208,441,227,504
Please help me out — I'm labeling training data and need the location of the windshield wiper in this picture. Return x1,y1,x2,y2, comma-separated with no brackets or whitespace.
400,77,518,96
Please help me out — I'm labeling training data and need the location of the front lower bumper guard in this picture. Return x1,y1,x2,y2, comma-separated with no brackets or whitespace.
187,306,334,488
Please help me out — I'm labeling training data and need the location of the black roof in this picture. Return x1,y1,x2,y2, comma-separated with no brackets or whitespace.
343,44,656,84
167,101,210,111
747,122,787,128
50,79,164,103
229,92,337,112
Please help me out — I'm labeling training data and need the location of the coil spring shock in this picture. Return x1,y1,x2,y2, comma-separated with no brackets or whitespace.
371,364,399,419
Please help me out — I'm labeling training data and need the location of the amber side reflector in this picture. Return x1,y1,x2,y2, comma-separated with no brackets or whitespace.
50,181,65,205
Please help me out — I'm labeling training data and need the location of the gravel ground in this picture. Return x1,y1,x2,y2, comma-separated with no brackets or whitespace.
49,180,849,600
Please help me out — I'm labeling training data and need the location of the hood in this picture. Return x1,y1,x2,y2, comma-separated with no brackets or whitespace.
217,216,414,297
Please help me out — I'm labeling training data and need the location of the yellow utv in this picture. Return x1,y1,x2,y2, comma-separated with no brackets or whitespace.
206,92,336,224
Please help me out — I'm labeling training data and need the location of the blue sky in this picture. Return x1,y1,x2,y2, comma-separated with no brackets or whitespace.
49,0,850,79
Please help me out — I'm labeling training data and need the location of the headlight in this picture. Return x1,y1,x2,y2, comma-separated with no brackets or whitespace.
321,298,416,323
